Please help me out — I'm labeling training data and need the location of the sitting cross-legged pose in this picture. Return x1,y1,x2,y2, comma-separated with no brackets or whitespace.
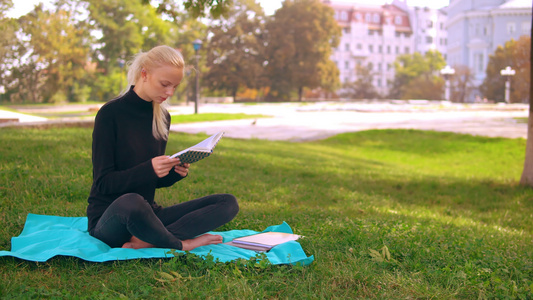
86,45,239,251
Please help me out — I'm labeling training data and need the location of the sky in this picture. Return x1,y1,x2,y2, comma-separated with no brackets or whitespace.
8,0,450,18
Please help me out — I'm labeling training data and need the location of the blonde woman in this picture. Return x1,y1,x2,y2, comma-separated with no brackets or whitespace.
87,45,239,251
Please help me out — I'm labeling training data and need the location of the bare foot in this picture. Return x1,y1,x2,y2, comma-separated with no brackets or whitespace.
122,236,155,249
181,234,223,251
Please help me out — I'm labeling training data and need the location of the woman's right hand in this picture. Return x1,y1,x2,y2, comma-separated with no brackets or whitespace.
152,156,179,178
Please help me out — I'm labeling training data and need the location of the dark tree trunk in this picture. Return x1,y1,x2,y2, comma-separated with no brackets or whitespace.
519,12,533,186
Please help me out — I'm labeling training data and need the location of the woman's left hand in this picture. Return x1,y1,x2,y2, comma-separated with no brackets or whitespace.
174,162,190,177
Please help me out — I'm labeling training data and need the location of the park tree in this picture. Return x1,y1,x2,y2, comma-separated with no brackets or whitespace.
520,22,533,187
87,0,172,74
0,0,17,100
449,65,475,103
388,50,446,100
341,64,380,100
4,3,90,103
264,0,340,101
86,0,175,100
480,35,530,103
203,0,266,101
147,0,232,18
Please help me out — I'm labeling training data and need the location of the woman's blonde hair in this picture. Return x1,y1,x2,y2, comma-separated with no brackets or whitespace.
125,45,185,141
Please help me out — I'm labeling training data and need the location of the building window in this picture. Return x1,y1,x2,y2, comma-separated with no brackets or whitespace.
507,22,516,34
343,27,351,34
345,43,350,51
387,45,391,54
378,45,382,53
369,45,374,53
395,46,399,54
373,14,380,23
427,20,433,28
523,22,531,34
344,61,350,69
357,43,362,50
404,46,410,54
355,13,362,21
368,29,374,36
340,11,348,21
377,63,381,71
426,36,433,44
377,78,382,87
365,13,372,22
395,16,402,25
395,32,400,38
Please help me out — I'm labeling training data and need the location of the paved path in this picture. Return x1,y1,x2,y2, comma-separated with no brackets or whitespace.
169,102,529,141
1,102,529,141
0,110,48,123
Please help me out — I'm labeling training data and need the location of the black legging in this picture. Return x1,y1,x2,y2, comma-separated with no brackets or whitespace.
90,193,239,250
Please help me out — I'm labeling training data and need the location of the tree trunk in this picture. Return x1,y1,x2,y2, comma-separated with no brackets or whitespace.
298,87,303,102
519,14,533,186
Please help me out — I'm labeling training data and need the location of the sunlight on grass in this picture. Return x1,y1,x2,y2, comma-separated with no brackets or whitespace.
170,113,267,124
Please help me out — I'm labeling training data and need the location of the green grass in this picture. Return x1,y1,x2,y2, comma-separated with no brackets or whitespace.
0,128,532,299
515,117,528,124
170,113,267,124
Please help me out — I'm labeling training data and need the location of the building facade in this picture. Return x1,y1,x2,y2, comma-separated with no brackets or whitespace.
446,0,531,87
411,6,448,57
324,0,447,96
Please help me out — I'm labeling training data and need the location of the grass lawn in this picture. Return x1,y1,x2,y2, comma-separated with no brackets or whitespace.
515,117,528,124
170,113,267,124
0,127,532,299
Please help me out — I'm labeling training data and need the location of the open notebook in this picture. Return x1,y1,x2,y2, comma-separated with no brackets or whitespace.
170,132,224,164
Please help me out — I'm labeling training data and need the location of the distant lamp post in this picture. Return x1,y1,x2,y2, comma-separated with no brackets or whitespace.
440,65,455,101
192,39,203,114
500,66,516,103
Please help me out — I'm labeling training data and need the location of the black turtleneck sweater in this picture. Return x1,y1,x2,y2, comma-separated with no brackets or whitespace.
86,87,185,233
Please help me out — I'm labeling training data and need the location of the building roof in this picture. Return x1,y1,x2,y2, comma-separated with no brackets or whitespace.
326,1,412,32
499,0,532,9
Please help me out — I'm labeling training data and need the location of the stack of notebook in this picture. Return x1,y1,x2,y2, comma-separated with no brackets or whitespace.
225,232,302,252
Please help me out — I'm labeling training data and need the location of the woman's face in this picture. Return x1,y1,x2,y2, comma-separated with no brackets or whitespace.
137,64,184,104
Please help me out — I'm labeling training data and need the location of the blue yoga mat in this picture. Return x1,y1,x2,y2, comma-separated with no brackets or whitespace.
0,214,314,265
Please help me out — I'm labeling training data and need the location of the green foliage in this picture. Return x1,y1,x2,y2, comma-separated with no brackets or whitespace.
204,0,266,100
0,0,13,16
170,112,267,124
480,35,530,103
388,50,446,100
0,128,532,298
91,68,127,102
449,64,475,103
341,64,380,99
86,0,171,73
265,0,341,101
3,3,91,103
182,0,233,18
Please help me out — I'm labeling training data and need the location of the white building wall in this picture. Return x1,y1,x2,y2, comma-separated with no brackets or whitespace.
326,1,448,97
446,0,531,86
